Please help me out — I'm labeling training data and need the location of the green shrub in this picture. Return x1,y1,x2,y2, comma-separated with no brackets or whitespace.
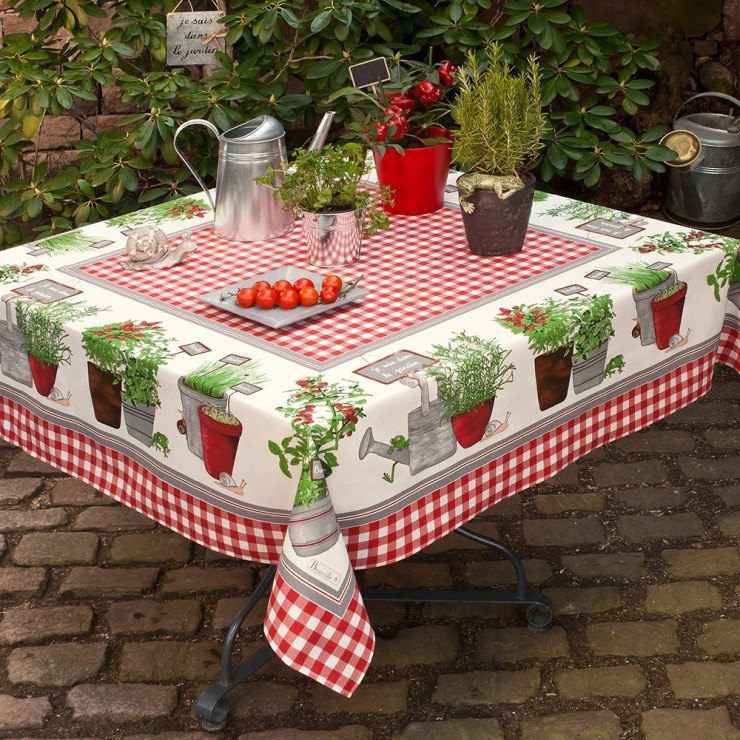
0,0,671,248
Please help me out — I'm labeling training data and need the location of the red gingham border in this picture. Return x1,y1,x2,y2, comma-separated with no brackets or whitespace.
0,348,727,567
264,574,375,697
717,317,739,371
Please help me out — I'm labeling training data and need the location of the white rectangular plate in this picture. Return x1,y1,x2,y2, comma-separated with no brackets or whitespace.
198,265,368,329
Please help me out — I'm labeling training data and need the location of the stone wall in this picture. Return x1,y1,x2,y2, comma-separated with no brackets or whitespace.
1,0,738,179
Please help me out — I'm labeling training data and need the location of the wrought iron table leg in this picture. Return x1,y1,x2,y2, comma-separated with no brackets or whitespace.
361,525,553,632
196,564,277,731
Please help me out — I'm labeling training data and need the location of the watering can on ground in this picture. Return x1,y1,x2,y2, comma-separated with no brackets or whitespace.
662,92,740,230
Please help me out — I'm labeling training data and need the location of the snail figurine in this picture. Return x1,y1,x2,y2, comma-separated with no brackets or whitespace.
120,226,198,271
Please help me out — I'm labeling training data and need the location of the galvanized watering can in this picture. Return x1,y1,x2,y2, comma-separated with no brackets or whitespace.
662,92,740,230
174,115,293,242
174,113,335,243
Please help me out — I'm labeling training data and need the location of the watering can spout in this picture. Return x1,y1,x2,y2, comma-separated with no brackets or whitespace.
728,116,740,134
306,111,335,152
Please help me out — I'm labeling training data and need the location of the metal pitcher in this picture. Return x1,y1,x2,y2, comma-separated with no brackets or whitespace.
173,115,294,242
662,92,740,230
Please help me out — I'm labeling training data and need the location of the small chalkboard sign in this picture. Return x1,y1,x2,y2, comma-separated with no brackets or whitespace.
556,284,587,296
232,381,261,396
349,57,391,89
180,342,210,356
13,279,81,304
221,354,251,365
577,218,644,239
355,350,434,384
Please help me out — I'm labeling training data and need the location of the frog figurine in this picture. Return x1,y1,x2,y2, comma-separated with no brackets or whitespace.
457,174,524,213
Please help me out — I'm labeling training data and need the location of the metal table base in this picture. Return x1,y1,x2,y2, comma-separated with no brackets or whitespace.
195,525,553,731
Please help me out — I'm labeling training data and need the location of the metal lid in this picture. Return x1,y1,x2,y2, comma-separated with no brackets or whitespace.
675,113,740,148
660,129,702,167
223,115,285,142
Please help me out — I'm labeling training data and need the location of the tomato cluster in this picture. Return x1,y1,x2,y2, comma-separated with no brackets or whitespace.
236,274,343,310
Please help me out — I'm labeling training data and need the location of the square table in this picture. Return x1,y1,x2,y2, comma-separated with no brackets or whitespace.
1,175,738,724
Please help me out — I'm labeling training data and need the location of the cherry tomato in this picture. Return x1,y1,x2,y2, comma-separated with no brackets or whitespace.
277,288,299,310
298,286,319,307
252,280,271,292
272,279,292,293
293,277,315,291
320,286,338,304
255,287,278,309
321,275,343,291
236,287,256,308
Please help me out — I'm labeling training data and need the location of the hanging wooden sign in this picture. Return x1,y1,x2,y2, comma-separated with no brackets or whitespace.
166,11,225,66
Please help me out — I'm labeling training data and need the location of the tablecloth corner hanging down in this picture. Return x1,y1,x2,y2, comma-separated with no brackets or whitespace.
264,476,375,697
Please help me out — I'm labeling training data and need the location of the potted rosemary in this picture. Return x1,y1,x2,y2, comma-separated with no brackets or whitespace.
426,331,515,448
257,142,392,267
15,299,100,397
604,263,677,347
81,319,174,445
495,297,578,410
452,43,545,256
178,360,264,460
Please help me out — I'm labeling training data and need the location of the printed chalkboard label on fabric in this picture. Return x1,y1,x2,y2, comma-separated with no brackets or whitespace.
166,11,225,66
576,218,644,239
12,280,82,303
355,350,435,384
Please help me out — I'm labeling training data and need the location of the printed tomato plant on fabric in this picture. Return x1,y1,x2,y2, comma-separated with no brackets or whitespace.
268,375,369,504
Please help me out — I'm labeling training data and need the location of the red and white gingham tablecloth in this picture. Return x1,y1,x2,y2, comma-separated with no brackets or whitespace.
1,185,738,694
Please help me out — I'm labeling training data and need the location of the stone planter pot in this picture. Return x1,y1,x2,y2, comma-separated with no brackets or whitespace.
459,172,536,256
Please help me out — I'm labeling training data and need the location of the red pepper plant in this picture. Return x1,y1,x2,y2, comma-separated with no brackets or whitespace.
331,54,457,154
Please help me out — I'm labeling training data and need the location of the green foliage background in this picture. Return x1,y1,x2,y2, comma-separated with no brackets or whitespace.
0,0,673,247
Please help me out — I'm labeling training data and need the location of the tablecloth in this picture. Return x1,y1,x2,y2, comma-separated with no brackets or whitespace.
1,178,738,694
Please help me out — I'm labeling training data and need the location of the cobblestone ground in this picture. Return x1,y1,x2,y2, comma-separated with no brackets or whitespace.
0,364,738,740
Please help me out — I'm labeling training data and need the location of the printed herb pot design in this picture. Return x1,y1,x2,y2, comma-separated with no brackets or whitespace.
568,294,624,394
81,319,174,446
359,371,458,480
425,331,515,448
496,298,578,411
629,229,738,306
269,374,368,505
198,404,243,480
15,299,100,398
178,360,264,460
604,263,677,347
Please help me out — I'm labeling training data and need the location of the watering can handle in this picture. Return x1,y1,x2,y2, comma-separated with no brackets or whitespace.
173,119,221,211
674,92,740,122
